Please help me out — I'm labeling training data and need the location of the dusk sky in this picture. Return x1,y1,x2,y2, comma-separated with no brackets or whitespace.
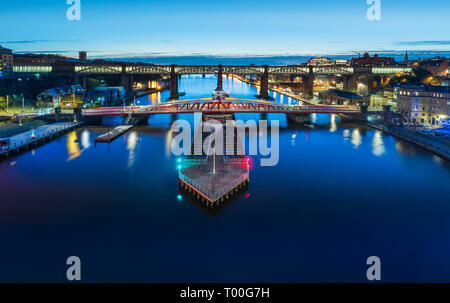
0,0,449,58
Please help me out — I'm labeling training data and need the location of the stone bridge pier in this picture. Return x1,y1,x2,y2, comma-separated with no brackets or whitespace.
217,64,223,91
301,66,314,98
343,73,374,96
120,72,133,98
169,64,179,100
255,65,274,100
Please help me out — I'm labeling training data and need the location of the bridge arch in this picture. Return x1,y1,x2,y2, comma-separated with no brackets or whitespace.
313,66,354,75
177,66,218,74
356,75,373,96
75,65,122,74
223,66,264,75
126,66,171,74
268,66,308,75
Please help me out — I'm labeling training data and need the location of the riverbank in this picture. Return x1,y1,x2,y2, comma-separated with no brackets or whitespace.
0,119,48,138
230,74,449,160
367,121,450,160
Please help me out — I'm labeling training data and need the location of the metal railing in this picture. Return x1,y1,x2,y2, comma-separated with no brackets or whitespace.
179,170,248,202
0,123,77,154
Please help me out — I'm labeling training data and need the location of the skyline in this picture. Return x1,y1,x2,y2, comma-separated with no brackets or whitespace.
0,0,449,58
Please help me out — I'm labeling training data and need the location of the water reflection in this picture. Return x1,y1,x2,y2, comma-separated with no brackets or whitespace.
329,114,337,133
80,130,91,150
351,129,362,148
165,129,174,158
66,131,81,161
372,131,386,156
127,131,138,168
343,129,350,139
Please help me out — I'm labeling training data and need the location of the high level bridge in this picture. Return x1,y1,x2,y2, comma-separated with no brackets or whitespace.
12,62,412,99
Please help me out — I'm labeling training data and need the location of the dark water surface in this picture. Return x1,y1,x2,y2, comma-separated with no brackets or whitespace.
0,75,449,282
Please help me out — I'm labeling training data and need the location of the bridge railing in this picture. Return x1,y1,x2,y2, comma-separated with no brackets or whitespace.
0,123,77,154
179,169,249,202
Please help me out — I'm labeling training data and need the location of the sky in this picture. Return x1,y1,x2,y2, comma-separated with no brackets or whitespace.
0,0,449,59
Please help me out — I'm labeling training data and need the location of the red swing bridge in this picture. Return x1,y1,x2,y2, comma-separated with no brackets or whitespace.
81,98,362,117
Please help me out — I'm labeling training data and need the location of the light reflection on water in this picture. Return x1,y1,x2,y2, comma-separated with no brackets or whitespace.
351,128,362,148
66,131,81,161
127,131,138,169
372,131,386,156
0,74,449,283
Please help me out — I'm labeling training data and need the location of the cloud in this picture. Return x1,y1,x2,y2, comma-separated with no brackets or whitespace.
0,39,81,44
394,40,450,46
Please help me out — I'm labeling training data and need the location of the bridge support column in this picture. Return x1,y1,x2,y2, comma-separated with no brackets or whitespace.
73,107,83,123
360,105,368,121
121,73,130,97
286,113,311,124
82,75,88,90
302,66,314,98
169,64,179,100
216,64,223,91
343,75,357,92
383,105,392,121
255,65,274,100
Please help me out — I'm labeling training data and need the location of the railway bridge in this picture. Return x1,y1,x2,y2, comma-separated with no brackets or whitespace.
12,62,412,99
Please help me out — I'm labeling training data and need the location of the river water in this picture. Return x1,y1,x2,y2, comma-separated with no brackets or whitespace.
0,75,449,282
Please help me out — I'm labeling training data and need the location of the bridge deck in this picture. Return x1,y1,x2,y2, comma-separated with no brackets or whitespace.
82,99,361,117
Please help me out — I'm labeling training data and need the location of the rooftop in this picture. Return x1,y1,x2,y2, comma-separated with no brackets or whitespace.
398,84,450,93
321,89,364,99
0,45,13,54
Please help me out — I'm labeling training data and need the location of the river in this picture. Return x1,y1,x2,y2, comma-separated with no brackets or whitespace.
0,75,449,282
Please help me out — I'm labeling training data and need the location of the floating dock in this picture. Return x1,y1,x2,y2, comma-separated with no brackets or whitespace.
0,122,81,158
95,125,134,143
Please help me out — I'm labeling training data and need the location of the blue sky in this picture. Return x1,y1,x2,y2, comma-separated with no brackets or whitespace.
0,0,449,58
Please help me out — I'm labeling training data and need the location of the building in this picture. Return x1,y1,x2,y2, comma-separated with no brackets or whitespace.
319,89,365,106
396,85,450,126
369,94,387,109
351,53,397,67
308,56,332,66
443,77,450,87
416,57,449,77
37,85,85,107
0,45,13,78
84,86,125,107
333,59,349,66
79,51,87,61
